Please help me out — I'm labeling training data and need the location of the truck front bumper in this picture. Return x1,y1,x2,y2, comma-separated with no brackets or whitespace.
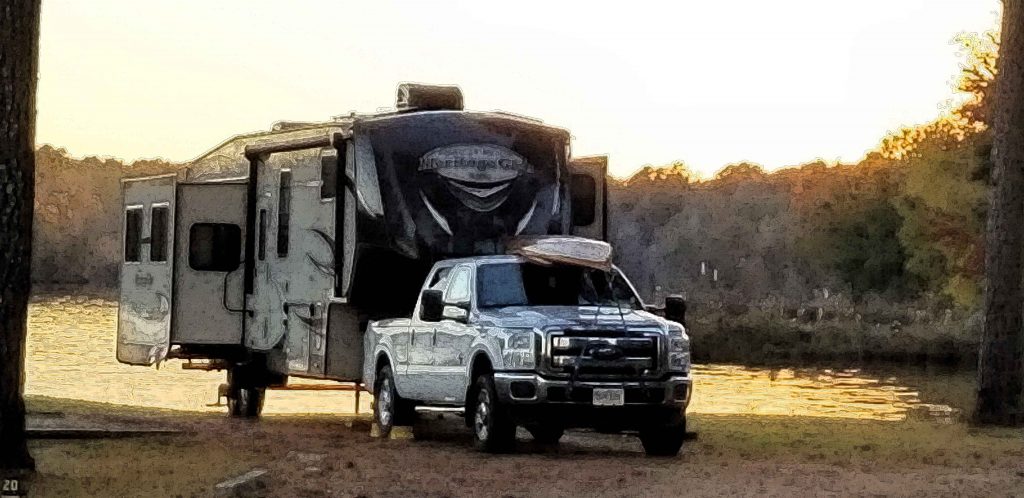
492,372,691,408
491,372,691,430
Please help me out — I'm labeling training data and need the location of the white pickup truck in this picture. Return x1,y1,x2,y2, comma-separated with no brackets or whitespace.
362,248,692,456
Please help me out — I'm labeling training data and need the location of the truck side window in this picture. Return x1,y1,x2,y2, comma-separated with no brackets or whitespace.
124,207,143,262
189,223,241,272
150,205,169,262
445,268,471,304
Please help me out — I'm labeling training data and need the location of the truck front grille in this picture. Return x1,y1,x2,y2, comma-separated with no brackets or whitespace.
547,333,659,378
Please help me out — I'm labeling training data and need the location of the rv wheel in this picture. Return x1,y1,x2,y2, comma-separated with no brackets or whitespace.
228,386,265,418
227,366,266,418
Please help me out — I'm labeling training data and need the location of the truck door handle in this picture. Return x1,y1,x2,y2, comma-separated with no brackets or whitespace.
432,330,437,346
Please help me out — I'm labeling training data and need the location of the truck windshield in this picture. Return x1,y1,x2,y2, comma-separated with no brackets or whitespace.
476,262,641,310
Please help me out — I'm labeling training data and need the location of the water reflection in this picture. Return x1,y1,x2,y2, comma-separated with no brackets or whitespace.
689,365,964,421
25,298,967,421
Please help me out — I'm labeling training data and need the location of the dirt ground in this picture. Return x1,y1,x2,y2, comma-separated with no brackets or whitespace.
16,397,1024,497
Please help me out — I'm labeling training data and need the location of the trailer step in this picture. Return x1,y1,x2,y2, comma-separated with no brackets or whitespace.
181,359,230,371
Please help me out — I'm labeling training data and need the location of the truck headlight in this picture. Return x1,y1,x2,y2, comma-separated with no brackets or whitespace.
669,352,691,371
667,325,690,372
667,325,689,351
503,331,536,369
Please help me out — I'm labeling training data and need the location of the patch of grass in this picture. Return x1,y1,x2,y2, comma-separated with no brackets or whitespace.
688,414,1024,468
26,436,260,497
17,397,1024,496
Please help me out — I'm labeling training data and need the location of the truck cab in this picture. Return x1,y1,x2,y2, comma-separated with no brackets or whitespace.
363,237,692,456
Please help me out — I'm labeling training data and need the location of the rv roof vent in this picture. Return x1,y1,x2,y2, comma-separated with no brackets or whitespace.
396,83,464,112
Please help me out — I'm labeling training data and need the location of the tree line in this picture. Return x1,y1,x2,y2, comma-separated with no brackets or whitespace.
610,32,998,320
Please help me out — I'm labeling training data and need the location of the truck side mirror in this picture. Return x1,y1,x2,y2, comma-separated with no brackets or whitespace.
421,289,444,322
665,295,687,326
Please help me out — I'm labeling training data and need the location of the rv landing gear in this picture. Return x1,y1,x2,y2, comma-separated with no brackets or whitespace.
226,364,267,418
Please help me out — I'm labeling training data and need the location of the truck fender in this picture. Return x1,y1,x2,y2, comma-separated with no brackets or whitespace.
464,342,500,384
363,325,399,396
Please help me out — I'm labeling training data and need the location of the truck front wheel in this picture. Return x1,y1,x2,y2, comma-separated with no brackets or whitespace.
471,374,516,453
374,364,414,437
638,413,686,457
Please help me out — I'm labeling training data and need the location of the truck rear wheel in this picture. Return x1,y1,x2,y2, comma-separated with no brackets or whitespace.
638,413,686,457
374,364,414,437
472,374,516,453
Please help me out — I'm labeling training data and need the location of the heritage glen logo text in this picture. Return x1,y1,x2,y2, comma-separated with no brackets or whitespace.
419,144,531,184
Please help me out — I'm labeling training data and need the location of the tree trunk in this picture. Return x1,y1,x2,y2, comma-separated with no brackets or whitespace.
976,0,1024,426
0,0,41,469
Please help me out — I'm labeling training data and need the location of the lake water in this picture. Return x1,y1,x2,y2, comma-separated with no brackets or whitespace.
24,296,972,421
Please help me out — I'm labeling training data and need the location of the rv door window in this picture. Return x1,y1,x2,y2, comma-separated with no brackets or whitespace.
321,150,338,199
571,174,596,226
150,205,169,262
124,207,143,262
189,223,241,272
258,209,267,261
277,171,291,257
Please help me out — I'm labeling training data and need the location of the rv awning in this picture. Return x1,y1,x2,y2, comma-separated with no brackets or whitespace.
507,236,613,271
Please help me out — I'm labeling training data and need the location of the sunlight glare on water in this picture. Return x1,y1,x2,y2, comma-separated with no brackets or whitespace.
25,297,964,421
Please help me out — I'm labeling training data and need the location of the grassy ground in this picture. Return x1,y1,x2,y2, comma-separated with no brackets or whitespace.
14,396,1024,497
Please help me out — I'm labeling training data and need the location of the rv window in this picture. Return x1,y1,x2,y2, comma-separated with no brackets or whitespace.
258,209,267,261
188,223,241,272
124,208,143,262
571,174,597,226
278,171,291,257
150,205,169,262
321,151,338,199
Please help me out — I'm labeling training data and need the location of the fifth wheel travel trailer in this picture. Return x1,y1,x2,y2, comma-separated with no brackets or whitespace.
117,84,609,416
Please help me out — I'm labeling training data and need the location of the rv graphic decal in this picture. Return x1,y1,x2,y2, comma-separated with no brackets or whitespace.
307,228,335,277
292,307,324,332
419,144,531,212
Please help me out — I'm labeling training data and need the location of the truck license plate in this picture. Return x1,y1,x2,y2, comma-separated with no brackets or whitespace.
592,388,625,406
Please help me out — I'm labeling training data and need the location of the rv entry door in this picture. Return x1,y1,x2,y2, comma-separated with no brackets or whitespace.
118,174,176,365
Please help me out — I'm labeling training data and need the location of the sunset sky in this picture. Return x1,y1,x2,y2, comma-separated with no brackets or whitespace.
37,0,1001,178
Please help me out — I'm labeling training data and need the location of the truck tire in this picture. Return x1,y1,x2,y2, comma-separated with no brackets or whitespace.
471,374,516,453
638,413,686,457
374,365,414,437
526,424,564,444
